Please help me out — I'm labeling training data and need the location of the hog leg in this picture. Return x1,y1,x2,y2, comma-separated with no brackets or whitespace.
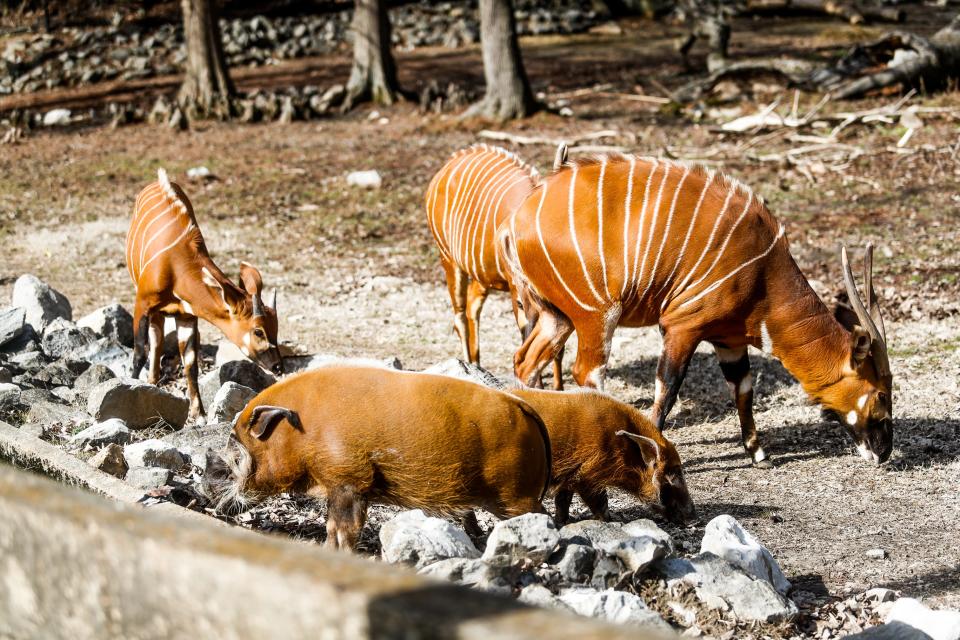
577,485,610,522
461,510,484,538
554,488,574,525
325,486,368,551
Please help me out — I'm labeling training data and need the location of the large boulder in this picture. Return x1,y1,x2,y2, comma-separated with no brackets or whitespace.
886,598,960,640
379,510,480,569
559,588,673,632
76,303,134,347
0,307,26,348
700,515,791,595
658,552,798,623
124,439,187,470
209,382,256,424
11,274,72,333
481,513,560,567
199,360,275,411
622,518,675,554
87,379,189,430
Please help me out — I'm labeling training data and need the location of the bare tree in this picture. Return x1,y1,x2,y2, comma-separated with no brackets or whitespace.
464,0,536,121
178,0,234,117
343,0,401,110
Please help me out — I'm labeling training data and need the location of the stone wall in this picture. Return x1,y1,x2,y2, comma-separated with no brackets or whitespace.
0,463,661,639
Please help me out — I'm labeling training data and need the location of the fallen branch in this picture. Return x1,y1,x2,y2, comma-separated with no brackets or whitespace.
477,129,620,147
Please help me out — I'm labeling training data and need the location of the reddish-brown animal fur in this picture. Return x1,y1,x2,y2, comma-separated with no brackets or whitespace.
425,144,564,388
204,365,551,550
509,388,695,525
501,155,892,465
126,169,281,419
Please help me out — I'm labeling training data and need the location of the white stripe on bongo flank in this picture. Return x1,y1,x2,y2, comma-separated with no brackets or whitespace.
620,156,637,299
596,159,610,297
637,165,690,304
632,161,671,300
128,191,168,265
567,165,606,305
672,186,736,298
487,174,534,281
468,159,520,278
680,192,755,298
657,170,715,308
456,154,504,264
138,223,197,285
448,152,493,263
629,160,660,294
536,182,597,312
137,203,176,271
139,212,183,277
441,152,476,260
678,224,785,309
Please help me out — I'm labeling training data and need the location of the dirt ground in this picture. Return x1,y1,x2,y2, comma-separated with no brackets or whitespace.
2,7,959,620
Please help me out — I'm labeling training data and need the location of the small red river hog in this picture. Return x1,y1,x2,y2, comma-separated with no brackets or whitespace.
203,365,552,550
508,388,696,526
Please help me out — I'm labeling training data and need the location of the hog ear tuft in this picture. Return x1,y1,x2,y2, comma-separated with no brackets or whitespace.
616,430,661,467
248,405,301,439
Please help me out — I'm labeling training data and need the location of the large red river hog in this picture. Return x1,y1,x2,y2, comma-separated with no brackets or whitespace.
203,365,552,550
508,388,696,526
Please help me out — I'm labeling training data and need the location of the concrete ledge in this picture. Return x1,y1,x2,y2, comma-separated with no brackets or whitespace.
0,464,669,639
0,419,216,524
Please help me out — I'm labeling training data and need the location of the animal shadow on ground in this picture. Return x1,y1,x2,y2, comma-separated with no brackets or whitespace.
607,351,800,424
879,564,960,599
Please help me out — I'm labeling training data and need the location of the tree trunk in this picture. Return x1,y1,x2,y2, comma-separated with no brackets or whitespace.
342,0,401,110
464,0,537,121
178,0,234,118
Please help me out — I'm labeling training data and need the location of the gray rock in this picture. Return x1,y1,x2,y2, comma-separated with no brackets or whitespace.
846,622,933,639
11,274,72,333
0,383,21,412
658,552,798,622
88,443,128,478
7,351,45,372
598,534,669,574
30,360,83,388
41,318,99,360
0,307,26,347
199,360,276,411
590,553,626,590
123,439,187,470
622,518,675,553
87,379,189,430
209,382,256,424
21,422,44,438
125,466,173,490
418,557,512,595
700,515,790,595
886,598,960,640
866,587,897,603
559,519,629,548
83,339,132,377
161,422,232,461
76,303,134,347
481,513,560,567
518,584,571,611
551,543,597,583
73,364,116,394
866,548,888,560
0,367,10,384
421,358,506,389
380,510,480,569
559,588,672,632
71,418,131,449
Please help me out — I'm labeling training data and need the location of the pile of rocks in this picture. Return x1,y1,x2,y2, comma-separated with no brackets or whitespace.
1,0,603,96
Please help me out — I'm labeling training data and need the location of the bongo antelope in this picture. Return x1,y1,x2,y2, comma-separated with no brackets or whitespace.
500,155,893,465
126,169,282,420
425,143,567,388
